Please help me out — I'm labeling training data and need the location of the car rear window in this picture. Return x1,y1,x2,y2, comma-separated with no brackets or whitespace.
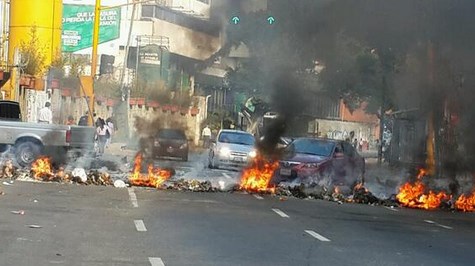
158,129,186,140
0,101,21,121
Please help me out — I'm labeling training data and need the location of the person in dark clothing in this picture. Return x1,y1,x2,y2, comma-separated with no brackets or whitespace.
78,111,97,126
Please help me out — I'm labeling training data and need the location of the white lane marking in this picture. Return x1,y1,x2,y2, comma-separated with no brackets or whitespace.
424,220,453,230
222,173,233,179
305,230,331,242
149,257,165,266
253,194,264,200
134,220,147,232
128,187,139,208
384,206,398,212
272,208,290,218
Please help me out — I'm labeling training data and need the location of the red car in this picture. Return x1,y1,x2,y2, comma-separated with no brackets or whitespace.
273,138,365,189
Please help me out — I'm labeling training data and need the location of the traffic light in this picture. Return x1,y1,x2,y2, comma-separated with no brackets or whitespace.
99,54,115,75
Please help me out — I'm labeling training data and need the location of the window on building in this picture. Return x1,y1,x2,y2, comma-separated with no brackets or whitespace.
142,5,155,18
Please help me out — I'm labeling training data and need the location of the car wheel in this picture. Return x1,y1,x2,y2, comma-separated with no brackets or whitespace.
15,142,42,167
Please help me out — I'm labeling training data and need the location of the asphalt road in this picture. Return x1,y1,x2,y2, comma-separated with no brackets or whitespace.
1,174,474,266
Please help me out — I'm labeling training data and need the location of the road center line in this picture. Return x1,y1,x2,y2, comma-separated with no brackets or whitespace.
424,220,453,230
149,257,165,266
253,194,264,200
134,220,147,232
272,208,290,218
305,230,331,242
222,173,233,179
128,187,139,208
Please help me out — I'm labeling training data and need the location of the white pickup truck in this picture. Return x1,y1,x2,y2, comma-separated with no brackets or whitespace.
0,100,95,166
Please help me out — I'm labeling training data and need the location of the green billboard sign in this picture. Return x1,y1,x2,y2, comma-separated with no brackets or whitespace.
62,4,121,53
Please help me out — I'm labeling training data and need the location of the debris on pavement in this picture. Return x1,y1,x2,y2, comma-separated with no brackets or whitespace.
165,179,217,192
71,168,87,183
11,210,25,215
2,181,12,186
128,153,173,188
0,160,16,178
113,179,127,188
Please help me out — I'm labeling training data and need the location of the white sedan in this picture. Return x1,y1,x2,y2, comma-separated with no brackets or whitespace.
208,129,257,169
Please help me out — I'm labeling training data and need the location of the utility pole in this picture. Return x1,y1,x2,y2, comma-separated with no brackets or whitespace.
83,0,101,126
85,0,154,126
378,75,386,166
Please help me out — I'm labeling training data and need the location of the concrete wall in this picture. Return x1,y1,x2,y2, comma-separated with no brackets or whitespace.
23,89,207,145
127,96,207,145
309,119,379,144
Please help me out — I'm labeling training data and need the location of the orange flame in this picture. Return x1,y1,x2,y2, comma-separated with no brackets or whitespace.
31,157,53,180
396,169,450,210
455,190,475,212
239,155,279,193
128,153,172,188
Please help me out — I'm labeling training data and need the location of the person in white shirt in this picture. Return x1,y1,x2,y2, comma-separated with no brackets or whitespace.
105,117,114,148
38,102,52,124
96,119,110,155
202,125,212,148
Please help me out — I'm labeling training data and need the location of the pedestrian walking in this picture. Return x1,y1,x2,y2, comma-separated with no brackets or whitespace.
202,125,212,148
105,117,114,148
38,102,52,124
95,119,109,156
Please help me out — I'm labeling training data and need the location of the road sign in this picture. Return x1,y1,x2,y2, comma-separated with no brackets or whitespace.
62,4,121,52
231,16,240,25
267,16,275,25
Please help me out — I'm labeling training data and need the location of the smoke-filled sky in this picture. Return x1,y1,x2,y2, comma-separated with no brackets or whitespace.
214,0,475,172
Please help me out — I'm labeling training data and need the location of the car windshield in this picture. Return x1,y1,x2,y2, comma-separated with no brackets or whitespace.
218,132,255,146
288,139,335,157
158,129,186,140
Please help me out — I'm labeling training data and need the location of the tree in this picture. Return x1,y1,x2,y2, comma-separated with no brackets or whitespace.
19,26,46,76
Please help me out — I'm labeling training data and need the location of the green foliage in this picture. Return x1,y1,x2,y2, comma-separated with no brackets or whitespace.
19,26,46,76
95,78,122,100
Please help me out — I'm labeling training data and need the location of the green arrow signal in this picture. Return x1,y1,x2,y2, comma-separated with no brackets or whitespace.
267,16,275,25
231,16,240,25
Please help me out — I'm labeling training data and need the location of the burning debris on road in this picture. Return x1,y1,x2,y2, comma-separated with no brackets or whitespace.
128,153,173,188
0,157,115,186
239,155,279,193
396,168,475,212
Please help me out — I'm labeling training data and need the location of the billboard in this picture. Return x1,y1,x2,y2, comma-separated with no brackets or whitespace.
62,4,121,52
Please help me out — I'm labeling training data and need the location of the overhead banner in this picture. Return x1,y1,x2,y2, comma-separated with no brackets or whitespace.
62,4,121,52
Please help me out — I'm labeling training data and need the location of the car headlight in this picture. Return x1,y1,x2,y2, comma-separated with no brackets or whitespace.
219,147,231,156
304,163,318,168
249,150,257,158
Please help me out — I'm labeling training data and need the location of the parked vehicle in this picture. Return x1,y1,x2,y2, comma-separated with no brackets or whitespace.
208,129,257,169
0,100,95,166
151,128,189,161
273,138,365,189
